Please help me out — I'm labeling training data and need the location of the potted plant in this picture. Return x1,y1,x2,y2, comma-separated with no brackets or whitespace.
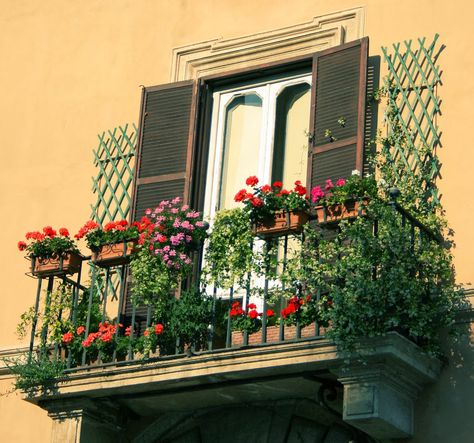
234,176,310,238
203,208,254,290
169,289,213,352
75,219,148,267
18,226,82,277
135,323,165,357
310,171,377,224
79,321,135,363
129,197,209,307
229,301,275,334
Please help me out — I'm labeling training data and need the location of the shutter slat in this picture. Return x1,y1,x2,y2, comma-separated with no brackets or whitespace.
125,81,199,320
307,38,368,189
131,80,198,219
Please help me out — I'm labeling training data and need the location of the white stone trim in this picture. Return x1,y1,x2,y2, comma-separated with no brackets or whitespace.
170,7,365,81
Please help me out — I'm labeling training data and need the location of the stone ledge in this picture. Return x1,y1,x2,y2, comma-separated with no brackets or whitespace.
27,333,440,441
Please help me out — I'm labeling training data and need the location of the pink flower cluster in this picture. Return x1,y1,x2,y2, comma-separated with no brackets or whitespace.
142,197,208,271
310,178,346,203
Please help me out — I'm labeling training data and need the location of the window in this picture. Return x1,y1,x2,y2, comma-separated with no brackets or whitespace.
131,37,368,231
203,72,311,218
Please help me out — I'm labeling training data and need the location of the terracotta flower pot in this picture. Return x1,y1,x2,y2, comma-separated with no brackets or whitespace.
253,210,309,238
32,252,83,277
314,198,369,225
92,239,137,268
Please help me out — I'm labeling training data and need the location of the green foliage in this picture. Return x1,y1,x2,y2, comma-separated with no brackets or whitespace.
285,200,465,354
76,220,139,251
203,208,254,289
5,352,66,396
169,290,212,349
311,174,378,206
374,77,440,217
129,247,177,308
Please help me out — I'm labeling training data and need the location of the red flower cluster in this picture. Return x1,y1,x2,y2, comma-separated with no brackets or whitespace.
246,176,259,187
75,220,100,239
229,301,245,317
104,220,129,232
82,322,122,348
62,331,74,345
19,225,77,255
229,301,274,319
143,323,164,337
234,176,306,208
22,226,70,245
281,296,304,319
293,180,307,196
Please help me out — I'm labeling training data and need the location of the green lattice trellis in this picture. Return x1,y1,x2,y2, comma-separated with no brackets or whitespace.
381,34,442,210
90,123,137,225
90,123,137,300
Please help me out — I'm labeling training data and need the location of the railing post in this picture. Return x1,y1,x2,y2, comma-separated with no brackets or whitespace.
39,276,55,358
82,264,97,366
28,277,43,363
225,286,234,348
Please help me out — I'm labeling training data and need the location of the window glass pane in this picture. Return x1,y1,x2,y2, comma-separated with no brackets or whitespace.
219,94,262,209
271,83,310,187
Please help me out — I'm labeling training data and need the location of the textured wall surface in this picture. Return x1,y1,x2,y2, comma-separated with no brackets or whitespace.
1,1,473,441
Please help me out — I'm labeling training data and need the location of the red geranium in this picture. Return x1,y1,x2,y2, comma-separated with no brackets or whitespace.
246,176,259,186
62,332,74,345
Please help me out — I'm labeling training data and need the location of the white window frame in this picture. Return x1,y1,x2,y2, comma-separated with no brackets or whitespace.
203,72,312,222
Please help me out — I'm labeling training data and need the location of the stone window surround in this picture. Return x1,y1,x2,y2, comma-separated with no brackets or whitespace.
170,7,365,82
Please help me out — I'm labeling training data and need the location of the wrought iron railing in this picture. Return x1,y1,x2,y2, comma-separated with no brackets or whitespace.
25,193,443,372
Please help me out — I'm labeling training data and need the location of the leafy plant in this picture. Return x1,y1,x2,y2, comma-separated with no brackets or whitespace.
129,246,177,307
75,219,142,250
285,199,465,354
203,208,254,289
5,352,66,396
135,323,165,356
169,289,212,350
17,226,78,258
228,301,274,334
310,172,377,206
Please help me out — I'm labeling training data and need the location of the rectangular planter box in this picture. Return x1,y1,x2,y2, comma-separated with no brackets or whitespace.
232,323,319,346
315,198,369,224
92,240,137,268
253,210,309,238
32,252,83,277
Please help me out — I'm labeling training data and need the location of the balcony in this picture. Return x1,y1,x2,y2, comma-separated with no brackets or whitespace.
11,187,460,442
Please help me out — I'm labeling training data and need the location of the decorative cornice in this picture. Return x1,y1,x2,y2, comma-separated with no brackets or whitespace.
170,7,365,81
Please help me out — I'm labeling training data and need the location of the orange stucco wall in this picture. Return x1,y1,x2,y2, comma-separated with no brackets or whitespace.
1,1,473,441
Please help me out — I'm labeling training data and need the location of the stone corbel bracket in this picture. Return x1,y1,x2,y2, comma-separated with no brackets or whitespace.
332,333,442,439
170,7,365,81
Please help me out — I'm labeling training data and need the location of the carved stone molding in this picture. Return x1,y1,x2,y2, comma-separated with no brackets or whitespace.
332,333,441,439
170,7,365,81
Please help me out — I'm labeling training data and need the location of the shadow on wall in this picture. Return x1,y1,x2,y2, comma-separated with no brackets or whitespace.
409,299,474,443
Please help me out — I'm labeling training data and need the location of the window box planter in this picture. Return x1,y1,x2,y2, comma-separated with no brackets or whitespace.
232,323,319,346
252,210,309,238
314,198,369,225
91,239,138,268
31,252,83,277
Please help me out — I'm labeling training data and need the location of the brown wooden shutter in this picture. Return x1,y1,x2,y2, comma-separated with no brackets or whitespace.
131,80,199,221
307,38,368,189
